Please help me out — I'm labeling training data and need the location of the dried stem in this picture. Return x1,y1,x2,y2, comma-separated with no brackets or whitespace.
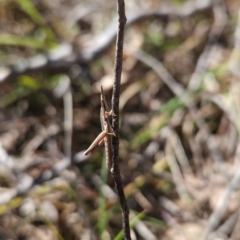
110,0,131,239
63,78,73,160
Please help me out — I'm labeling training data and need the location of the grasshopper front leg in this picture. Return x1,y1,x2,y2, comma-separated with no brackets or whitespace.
84,130,115,155
84,130,108,155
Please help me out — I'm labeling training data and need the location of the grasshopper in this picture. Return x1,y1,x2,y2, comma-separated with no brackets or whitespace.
84,86,115,170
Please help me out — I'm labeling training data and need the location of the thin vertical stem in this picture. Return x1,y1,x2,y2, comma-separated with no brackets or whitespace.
110,0,131,239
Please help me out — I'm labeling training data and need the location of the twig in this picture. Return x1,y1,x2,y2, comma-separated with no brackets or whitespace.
53,74,73,160
164,131,189,200
134,50,224,164
187,135,204,177
188,1,227,91
159,196,195,222
170,131,194,177
229,7,240,76
0,157,70,205
0,76,73,205
63,78,73,160
22,123,60,155
160,209,193,240
215,210,240,238
110,1,131,239
202,168,240,239
230,209,240,239
0,149,91,205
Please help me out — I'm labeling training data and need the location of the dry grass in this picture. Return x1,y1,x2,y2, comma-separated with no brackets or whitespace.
0,0,240,239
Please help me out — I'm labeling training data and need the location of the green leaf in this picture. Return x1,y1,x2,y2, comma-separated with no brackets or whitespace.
18,75,40,89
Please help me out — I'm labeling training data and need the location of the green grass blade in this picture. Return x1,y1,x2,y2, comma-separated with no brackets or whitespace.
0,34,46,49
16,0,57,46
16,0,46,25
131,96,184,148
97,153,109,238
113,211,146,240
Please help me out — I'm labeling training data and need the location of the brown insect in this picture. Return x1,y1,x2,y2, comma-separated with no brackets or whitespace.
84,86,115,170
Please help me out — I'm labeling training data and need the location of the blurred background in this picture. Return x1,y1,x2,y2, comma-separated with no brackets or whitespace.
1,0,240,239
